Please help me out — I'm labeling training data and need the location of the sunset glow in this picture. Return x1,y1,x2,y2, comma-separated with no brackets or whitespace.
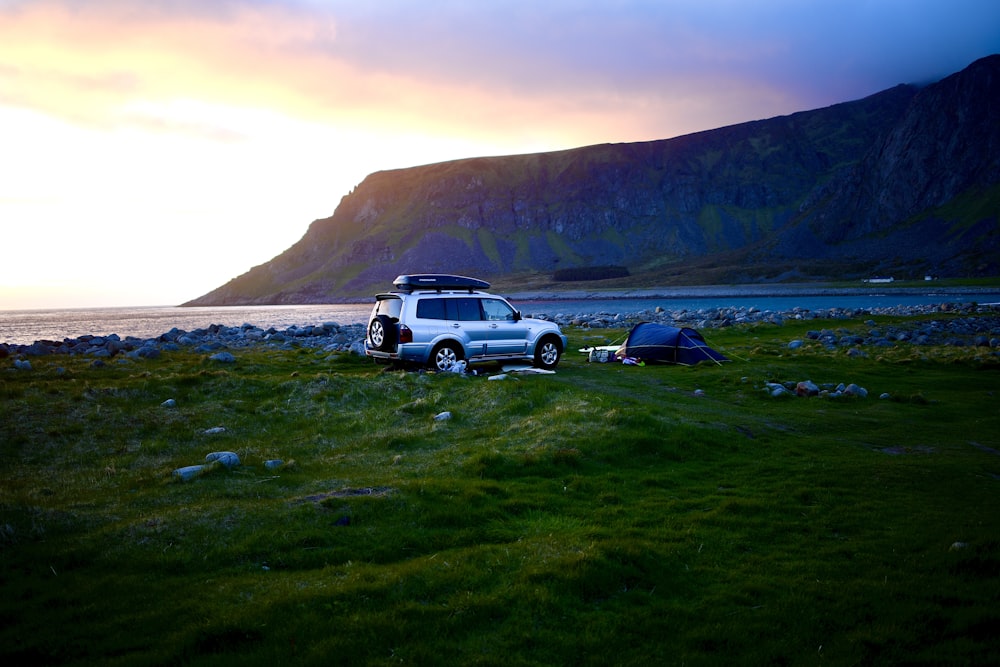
1,0,998,308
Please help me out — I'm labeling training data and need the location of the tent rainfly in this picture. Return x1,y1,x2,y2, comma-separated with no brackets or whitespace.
622,323,729,366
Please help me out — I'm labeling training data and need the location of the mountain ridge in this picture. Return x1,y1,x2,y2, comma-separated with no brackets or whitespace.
185,55,1000,306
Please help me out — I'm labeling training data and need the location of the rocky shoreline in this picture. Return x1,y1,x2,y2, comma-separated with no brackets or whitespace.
2,300,999,362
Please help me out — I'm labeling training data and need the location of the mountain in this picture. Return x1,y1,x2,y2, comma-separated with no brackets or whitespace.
185,55,1000,306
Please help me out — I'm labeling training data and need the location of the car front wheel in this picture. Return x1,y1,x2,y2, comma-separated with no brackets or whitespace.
534,335,562,370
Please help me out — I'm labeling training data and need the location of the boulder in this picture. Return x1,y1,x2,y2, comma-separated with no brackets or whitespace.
173,465,207,481
205,451,240,468
844,383,868,398
795,380,820,397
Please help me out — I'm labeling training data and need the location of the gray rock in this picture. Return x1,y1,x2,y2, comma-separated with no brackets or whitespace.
209,351,236,363
134,346,160,359
173,464,207,481
844,383,868,398
205,451,240,468
795,380,820,397
765,383,790,397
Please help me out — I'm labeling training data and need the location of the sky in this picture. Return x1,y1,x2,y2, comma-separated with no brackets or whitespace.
1,0,998,309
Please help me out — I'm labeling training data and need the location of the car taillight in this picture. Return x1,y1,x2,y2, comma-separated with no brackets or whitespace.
398,324,413,344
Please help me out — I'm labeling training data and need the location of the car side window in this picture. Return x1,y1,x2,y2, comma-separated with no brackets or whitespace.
481,298,515,321
446,297,483,321
416,298,446,320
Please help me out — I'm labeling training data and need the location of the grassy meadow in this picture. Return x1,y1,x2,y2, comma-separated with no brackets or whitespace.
1,316,999,665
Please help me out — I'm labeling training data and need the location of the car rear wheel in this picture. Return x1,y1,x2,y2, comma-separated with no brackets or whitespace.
534,335,562,370
430,342,463,372
369,315,397,352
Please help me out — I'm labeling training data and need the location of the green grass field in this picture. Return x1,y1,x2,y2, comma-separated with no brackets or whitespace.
2,317,998,666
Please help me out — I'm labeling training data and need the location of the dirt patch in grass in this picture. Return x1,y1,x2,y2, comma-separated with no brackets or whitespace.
293,486,396,505
877,445,936,455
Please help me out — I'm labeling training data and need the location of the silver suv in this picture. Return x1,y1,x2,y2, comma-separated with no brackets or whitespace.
365,274,567,371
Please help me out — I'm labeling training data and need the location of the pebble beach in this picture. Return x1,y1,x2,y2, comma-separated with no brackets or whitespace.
3,298,998,363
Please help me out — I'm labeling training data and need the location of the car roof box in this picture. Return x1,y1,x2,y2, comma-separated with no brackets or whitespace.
393,274,491,293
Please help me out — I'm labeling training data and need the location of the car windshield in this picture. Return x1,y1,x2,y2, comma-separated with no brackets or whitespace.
481,298,515,321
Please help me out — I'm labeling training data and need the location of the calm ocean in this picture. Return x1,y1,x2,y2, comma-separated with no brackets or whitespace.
2,289,998,346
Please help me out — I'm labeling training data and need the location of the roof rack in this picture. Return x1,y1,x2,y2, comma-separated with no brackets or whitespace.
392,274,491,293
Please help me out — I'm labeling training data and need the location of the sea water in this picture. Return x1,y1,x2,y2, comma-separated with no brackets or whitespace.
0,304,370,346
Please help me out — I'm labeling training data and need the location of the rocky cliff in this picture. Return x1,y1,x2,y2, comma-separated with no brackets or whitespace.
764,54,1000,274
185,55,1000,306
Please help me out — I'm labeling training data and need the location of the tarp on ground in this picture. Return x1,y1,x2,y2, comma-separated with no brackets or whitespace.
622,322,729,365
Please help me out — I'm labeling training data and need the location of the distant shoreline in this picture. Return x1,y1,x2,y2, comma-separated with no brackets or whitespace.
504,283,1000,302
302,282,1000,305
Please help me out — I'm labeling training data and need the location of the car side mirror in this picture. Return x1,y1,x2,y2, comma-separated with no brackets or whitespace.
513,311,522,321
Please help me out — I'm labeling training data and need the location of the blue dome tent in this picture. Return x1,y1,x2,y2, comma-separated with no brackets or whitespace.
622,323,729,366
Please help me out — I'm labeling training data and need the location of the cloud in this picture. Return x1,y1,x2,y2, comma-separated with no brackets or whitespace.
0,1,339,136
262,0,1000,141
3,0,998,149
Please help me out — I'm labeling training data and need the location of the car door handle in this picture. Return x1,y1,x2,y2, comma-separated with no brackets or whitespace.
489,323,498,329
451,323,461,328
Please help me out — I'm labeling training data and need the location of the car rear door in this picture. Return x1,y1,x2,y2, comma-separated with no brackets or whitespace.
444,297,489,357
413,297,451,347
